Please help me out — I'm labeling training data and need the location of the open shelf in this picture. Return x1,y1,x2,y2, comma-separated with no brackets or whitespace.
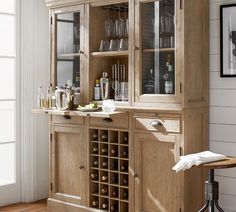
91,50,129,57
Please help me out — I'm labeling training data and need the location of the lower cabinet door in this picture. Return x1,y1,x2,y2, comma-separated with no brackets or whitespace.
50,125,87,206
134,133,181,212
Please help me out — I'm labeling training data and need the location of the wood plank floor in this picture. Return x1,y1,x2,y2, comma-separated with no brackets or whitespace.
0,199,48,212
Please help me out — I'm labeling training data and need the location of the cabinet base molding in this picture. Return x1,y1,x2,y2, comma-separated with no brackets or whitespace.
47,198,104,212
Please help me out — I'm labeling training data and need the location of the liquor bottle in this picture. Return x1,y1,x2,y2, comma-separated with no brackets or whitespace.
102,161,108,168
101,147,108,154
102,175,108,182
90,172,98,180
100,72,110,100
111,175,118,184
110,204,117,211
37,86,45,109
47,84,56,109
91,200,99,207
101,187,108,195
93,160,98,166
101,202,108,209
94,79,101,101
92,146,98,153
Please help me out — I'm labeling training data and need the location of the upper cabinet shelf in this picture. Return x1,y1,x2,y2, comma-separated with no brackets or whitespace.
142,48,175,53
91,50,128,57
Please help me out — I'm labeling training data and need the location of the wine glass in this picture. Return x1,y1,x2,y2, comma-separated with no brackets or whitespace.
115,7,125,37
104,9,114,38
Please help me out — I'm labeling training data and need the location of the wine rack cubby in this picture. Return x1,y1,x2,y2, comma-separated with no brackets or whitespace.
89,129,129,212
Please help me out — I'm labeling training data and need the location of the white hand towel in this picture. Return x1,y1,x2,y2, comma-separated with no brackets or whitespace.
172,151,227,172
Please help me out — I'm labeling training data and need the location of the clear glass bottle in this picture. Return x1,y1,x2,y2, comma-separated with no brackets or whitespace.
37,86,45,109
100,72,110,100
47,84,56,109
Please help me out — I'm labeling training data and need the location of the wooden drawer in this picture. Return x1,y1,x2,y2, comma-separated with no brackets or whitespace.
89,114,129,129
135,114,181,133
51,115,84,125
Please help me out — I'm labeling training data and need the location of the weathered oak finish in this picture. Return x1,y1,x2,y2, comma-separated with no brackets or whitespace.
134,132,181,212
50,125,87,206
43,0,209,211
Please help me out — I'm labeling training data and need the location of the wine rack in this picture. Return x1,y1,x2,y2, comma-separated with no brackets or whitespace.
89,129,129,212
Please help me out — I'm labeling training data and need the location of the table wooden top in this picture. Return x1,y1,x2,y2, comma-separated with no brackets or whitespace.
201,157,236,169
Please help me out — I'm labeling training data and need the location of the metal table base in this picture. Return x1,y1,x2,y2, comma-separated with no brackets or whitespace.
199,169,224,212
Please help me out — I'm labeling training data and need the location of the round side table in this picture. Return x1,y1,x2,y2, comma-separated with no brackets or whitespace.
199,157,236,212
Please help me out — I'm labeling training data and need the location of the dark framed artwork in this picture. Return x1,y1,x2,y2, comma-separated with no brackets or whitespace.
220,4,236,77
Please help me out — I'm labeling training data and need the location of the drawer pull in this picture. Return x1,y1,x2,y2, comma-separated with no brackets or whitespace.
103,118,113,122
134,173,138,178
63,115,71,120
150,120,164,127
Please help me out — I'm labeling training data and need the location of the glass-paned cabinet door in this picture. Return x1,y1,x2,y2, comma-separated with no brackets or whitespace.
52,5,85,101
135,0,179,104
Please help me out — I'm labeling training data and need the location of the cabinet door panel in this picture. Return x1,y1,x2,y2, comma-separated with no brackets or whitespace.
51,126,87,206
134,0,181,105
134,133,181,212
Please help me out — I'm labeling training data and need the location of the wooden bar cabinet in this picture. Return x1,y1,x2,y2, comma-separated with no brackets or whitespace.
41,0,209,211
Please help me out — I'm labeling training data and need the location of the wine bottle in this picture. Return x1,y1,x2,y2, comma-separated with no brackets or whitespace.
122,177,128,185
120,163,128,172
112,189,118,197
123,135,128,143
123,191,128,199
111,175,118,184
102,161,108,167
92,146,98,153
91,172,98,180
91,200,99,207
101,147,108,154
92,133,98,140
101,134,108,141
122,149,128,157
102,175,108,182
93,160,98,166
110,148,117,156
110,204,117,211
101,187,108,195
101,202,108,209
111,161,118,170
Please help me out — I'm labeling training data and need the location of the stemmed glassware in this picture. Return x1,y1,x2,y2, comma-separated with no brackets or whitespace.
104,9,114,38
115,7,125,37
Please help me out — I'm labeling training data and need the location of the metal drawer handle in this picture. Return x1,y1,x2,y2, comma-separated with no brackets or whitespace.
63,115,71,119
103,118,113,122
150,120,164,127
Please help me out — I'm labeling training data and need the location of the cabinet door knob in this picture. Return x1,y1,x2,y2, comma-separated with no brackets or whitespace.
133,46,139,51
150,120,164,127
79,165,85,169
79,50,84,54
134,173,138,178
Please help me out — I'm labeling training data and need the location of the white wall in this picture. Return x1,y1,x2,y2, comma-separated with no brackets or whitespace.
209,0,236,211
20,0,49,201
